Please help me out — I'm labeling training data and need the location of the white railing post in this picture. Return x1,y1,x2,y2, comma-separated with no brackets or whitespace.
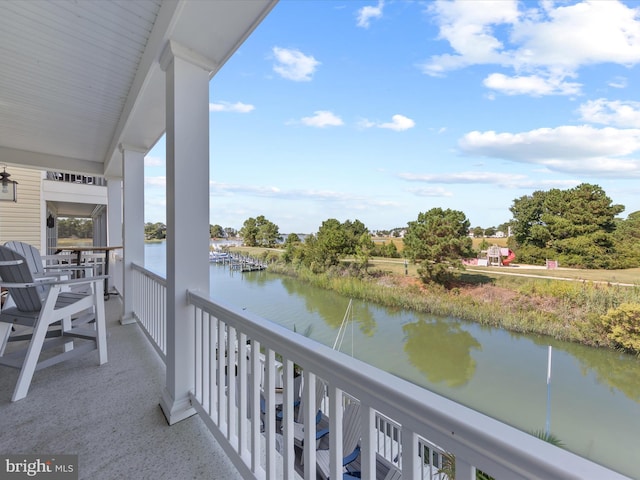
250,339,262,476
209,316,218,423
361,405,376,480
303,371,317,479
456,457,476,480
202,311,210,411
217,319,227,432
282,358,295,480
329,385,343,480
237,332,248,455
265,348,277,479
227,325,237,443
401,428,419,480
193,308,202,404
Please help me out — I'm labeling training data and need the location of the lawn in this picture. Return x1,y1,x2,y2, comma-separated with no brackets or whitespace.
466,264,640,285
229,243,640,286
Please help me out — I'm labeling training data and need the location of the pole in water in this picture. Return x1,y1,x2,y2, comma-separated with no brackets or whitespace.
545,345,552,436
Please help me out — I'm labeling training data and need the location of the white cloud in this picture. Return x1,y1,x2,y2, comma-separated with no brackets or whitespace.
272,47,320,81
421,0,640,96
144,156,164,167
401,171,528,188
459,125,640,176
209,101,255,113
419,0,520,76
145,176,166,187
211,181,401,208
608,76,628,89
357,0,384,28
360,114,416,131
579,99,640,128
483,73,581,96
511,0,640,69
400,171,579,190
300,110,344,128
379,114,416,131
407,187,453,197
212,182,281,197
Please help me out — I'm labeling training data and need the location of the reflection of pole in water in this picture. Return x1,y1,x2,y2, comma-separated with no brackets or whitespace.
546,346,552,436
333,299,354,356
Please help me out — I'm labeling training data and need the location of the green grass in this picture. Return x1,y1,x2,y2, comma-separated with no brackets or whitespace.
56,237,93,247
465,265,640,285
368,256,640,286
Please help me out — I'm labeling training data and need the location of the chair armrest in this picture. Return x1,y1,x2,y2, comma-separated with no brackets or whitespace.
0,280,42,288
343,445,360,467
1,275,108,289
34,275,109,287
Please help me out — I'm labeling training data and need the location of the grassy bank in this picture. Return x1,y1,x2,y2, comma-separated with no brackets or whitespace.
228,245,640,353
261,259,640,354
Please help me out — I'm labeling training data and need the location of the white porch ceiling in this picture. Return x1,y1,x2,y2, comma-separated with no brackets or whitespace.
0,0,277,179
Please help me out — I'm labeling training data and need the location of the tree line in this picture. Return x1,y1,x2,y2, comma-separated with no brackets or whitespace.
57,218,93,238
143,223,238,241
509,183,637,269
142,182,639,280
240,183,640,286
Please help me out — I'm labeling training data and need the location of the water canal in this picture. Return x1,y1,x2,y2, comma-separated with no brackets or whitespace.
145,242,640,478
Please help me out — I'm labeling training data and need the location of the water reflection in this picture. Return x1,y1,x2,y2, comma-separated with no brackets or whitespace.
279,277,377,336
530,335,640,402
403,318,482,387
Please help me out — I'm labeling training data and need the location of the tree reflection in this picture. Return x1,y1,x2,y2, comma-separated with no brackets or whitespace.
403,318,482,387
280,277,377,336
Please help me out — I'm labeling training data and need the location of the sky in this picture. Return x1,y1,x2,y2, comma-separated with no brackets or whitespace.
144,0,640,234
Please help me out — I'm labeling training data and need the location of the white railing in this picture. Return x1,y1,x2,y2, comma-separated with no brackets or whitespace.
186,290,629,480
128,264,630,480
132,263,167,360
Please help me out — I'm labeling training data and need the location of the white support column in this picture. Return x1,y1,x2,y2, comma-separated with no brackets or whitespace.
159,40,212,425
120,146,145,325
106,177,123,295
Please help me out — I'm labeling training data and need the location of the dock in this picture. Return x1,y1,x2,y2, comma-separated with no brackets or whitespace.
209,251,267,272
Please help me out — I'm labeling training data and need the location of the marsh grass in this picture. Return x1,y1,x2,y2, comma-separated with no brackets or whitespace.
267,261,640,351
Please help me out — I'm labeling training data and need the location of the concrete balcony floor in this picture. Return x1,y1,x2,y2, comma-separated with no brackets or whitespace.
0,297,243,480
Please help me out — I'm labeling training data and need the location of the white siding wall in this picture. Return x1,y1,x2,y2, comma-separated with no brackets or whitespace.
0,166,42,251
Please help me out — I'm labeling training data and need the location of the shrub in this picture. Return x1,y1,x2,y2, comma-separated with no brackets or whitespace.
600,303,640,354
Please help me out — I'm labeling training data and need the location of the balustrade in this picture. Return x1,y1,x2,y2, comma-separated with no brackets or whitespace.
130,263,629,480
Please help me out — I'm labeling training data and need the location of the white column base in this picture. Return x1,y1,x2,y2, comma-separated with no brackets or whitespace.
160,388,196,425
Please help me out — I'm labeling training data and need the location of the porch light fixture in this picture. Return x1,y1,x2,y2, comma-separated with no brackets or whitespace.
0,164,18,202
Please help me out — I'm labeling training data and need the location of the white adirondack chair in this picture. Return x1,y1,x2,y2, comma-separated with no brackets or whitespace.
4,240,94,283
294,376,329,449
0,245,108,401
316,401,362,480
